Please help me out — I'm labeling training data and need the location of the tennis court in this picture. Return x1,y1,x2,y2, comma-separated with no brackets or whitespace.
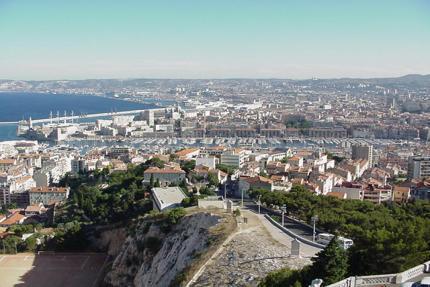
0,252,107,287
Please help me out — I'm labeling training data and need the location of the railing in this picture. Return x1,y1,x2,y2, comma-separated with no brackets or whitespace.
355,274,396,285
395,263,426,283
264,214,325,249
326,260,430,287
326,277,355,287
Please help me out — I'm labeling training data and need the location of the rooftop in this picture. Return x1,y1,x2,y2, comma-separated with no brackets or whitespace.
30,186,69,193
152,186,187,211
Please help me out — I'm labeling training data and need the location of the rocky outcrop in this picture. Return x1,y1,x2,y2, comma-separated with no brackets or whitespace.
93,227,127,257
104,211,230,287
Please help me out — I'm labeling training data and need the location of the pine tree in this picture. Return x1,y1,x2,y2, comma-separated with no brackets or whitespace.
309,236,348,285
149,174,154,187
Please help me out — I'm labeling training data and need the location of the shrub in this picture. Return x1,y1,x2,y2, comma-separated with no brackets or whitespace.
233,208,241,217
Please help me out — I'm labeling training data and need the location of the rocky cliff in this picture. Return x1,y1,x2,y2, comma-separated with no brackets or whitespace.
103,210,235,287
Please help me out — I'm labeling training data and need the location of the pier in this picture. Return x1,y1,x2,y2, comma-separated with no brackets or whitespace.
0,108,166,125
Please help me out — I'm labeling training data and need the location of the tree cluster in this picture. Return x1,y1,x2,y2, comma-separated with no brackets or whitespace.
250,185,430,275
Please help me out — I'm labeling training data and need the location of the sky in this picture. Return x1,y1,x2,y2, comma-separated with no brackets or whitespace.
0,0,429,80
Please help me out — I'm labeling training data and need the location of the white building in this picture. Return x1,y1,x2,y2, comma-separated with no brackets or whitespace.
221,149,247,168
152,186,187,211
196,157,218,169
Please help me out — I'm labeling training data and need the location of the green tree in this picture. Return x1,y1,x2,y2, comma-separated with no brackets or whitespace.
207,173,219,187
167,208,186,225
150,174,154,187
216,164,236,175
259,268,303,287
309,237,348,285
180,160,196,174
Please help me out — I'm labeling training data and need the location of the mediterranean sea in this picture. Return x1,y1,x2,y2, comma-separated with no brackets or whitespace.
0,92,162,141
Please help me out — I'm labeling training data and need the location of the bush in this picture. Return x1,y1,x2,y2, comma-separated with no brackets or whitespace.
233,208,241,217
259,268,303,287
167,208,186,225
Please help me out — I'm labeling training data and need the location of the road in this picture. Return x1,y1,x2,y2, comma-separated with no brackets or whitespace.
244,202,320,242
187,209,317,287
250,211,321,257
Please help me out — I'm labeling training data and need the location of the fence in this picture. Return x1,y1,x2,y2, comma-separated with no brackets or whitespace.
326,260,430,287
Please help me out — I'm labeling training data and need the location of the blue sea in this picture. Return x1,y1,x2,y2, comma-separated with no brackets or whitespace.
0,92,162,141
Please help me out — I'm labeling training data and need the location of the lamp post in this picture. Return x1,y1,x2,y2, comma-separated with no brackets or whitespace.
257,195,261,214
311,215,319,242
281,205,287,226
241,189,244,208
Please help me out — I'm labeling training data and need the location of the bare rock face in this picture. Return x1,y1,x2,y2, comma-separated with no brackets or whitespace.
104,212,222,287
95,227,127,257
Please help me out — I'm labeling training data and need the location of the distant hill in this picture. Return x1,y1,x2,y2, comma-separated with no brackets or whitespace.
1,74,429,91
372,74,430,87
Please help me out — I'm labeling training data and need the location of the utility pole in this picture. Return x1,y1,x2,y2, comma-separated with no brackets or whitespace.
312,215,319,242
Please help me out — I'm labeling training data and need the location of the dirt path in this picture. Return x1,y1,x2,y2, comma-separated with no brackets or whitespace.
187,209,313,287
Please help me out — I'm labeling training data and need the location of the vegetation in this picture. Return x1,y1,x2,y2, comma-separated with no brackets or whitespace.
0,236,20,254
199,186,217,196
166,207,186,225
250,185,430,276
58,162,156,225
280,156,291,163
285,117,313,129
233,208,241,217
259,237,348,286
49,159,174,251
180,160,196,174
259,171,269,178
216,163,236,175
0,223,46,254
326,152,345,164
207,173,219,187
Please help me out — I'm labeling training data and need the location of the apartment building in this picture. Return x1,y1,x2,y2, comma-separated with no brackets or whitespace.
143,167,186,186
221,149,247,168
29,186,70,205
352,144,374,167
408,156,430,179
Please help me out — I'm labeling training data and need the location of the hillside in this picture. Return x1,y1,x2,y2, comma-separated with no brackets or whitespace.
103,209,236,287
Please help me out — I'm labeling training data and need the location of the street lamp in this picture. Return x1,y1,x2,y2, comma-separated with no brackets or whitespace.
257,195,261,214
241,189,244,208
311,215,319,242
281,205,287,226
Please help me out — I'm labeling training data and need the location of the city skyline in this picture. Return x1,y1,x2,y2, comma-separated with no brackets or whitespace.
0,0,430,80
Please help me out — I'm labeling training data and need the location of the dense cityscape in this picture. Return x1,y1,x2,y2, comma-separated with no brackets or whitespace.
0,76,429,286
1,1,430,287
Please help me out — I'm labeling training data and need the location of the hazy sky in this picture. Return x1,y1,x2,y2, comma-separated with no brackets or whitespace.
0,0,429,80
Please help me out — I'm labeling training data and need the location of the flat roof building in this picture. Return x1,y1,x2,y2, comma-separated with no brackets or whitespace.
151,186,187,211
